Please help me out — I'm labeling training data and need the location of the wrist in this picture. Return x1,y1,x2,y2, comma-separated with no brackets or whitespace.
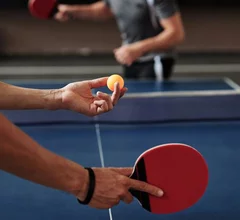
130,41,148,57
135,40,151,55
42,89,63,110
77,168,96,205
73,168,90,200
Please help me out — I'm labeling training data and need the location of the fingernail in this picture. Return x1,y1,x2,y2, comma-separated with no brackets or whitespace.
114,82,119,88
96,92,102,96
158,190,164,197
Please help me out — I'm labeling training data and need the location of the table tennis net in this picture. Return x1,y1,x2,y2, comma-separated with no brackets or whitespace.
2,88,240,126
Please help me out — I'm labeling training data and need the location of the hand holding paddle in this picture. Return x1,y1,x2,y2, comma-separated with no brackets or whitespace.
77,167,164,209
77,143,208,214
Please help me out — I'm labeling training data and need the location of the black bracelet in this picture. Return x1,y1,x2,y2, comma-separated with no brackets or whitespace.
77,167,96,205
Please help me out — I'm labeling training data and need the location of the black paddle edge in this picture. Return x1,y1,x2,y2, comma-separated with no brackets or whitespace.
130,157,151,212
49,3,59,18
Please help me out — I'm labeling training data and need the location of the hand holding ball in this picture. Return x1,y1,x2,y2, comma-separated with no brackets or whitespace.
107,74,124,91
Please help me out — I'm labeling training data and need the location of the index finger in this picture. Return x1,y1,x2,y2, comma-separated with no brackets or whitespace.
128,179,164,197
111,82,121,105
111,81,127,104
88,77,108,89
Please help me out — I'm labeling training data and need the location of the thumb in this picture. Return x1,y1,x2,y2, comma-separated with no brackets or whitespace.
129,179,164,197
88,77,108,89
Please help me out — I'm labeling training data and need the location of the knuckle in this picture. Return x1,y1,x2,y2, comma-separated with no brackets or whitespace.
128,198,134,204
103,93,109,99
102,102,108,110
114,199,120,205
136,181,148,191
105,205,112,209
124,194,134,204
108,105,113,111
102,100,107,105
107,97,112,104
118,189,127,198
101,93,107,98
126,196,133,204
118,175,129,186
141,182,148,189
141,183,150,192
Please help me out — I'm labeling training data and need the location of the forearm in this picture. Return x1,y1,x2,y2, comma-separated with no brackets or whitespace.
136,29,184,55
0,81,62,110
61,2,113,21
0,114,88,198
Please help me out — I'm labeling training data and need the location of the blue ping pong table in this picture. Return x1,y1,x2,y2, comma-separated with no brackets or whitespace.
1,78,240,220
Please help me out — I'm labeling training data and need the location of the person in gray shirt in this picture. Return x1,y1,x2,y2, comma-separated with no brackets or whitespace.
55,0,185,81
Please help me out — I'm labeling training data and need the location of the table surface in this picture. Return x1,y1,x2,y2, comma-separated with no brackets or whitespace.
1,77,240,220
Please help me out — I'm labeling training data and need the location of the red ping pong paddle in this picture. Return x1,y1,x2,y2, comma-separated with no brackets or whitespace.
28,0,59,19
129,143,208,214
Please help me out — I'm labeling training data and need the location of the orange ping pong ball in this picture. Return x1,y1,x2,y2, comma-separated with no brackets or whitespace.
107,74,124,91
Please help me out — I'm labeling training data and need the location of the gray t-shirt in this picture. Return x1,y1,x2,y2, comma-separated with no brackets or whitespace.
104,0,179,61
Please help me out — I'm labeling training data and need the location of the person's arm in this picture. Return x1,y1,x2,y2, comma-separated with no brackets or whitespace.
132,0,185,55
0,77,127,116
134,12,185,54
55,1,114,21
113,0,185,66
0,113,88,199
0,114,163,208
0,81,61,110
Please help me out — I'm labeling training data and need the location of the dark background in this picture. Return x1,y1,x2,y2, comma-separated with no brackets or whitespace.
0,0,239,56
1,0,240,8
0,0,239,82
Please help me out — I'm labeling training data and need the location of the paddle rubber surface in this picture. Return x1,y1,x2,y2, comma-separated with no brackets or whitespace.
130,143,209,214
28,0,58,19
